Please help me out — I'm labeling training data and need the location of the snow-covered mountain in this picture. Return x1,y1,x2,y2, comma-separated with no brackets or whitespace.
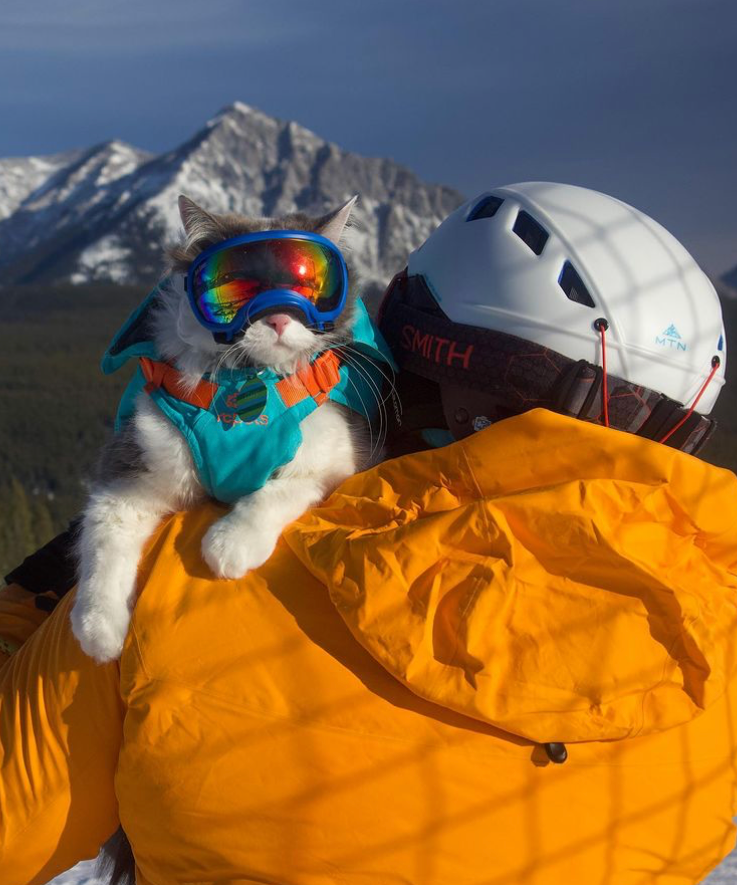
0,102,463,293
0,149,84,221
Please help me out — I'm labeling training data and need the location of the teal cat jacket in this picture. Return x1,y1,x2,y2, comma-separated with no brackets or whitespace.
102,287,394,504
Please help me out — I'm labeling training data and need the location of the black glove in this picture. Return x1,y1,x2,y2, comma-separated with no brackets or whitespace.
4,517,81,611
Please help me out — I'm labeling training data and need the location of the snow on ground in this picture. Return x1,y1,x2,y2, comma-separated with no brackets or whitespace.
708,851,737,883
47,858,101,884
44,846,737,884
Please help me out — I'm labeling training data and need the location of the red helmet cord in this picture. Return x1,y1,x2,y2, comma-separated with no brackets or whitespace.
594,319,610,428
659,356,721,445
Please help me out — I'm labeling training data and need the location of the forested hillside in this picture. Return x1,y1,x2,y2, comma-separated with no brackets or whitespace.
0,284,144,574
1,284,735,576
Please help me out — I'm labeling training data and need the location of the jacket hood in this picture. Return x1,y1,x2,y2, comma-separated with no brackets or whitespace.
285,409,737,743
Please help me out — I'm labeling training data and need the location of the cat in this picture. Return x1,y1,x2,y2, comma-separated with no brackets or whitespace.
70,194,385,663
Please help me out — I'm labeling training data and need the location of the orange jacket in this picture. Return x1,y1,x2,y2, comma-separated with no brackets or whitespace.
2,409,737,885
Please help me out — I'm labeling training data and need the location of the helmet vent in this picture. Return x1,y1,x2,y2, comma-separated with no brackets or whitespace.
466,196,504,221
559,261,595,308
512,211,549,255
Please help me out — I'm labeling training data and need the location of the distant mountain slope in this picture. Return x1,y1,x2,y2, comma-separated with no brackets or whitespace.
0,149,85,221
0,103,464,291
722,264,737,294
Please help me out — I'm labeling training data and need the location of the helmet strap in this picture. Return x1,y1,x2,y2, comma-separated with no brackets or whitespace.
381,283,717,456
659,356,721,445
594,318,610,428
553,359,717,455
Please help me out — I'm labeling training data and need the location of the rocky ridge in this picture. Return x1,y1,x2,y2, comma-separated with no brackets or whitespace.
0,102,464,294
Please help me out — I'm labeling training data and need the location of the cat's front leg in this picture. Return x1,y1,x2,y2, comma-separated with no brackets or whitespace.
201,476,325,579
73,396,204,660
71,483,170,663
203,403,358,579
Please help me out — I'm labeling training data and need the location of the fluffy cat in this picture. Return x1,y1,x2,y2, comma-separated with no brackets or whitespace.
71,195,380,663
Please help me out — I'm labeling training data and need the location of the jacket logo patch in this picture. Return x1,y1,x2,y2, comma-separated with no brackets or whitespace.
655,324,687,351
400,324,474,369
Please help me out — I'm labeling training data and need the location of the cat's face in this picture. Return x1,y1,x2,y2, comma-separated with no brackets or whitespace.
153,196,358,379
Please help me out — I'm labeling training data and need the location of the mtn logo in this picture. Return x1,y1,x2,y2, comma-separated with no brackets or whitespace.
656,324,687,351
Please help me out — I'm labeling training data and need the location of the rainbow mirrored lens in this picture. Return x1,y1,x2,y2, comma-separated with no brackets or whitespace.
192,237,343,326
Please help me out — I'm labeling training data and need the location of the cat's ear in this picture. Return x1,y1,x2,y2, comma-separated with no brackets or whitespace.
315,195,358,245
178,195,221,243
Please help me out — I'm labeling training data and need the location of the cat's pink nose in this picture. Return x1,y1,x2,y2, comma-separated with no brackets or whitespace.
266,314,292,337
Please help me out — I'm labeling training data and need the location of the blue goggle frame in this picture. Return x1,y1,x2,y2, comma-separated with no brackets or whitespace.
185,230,349,341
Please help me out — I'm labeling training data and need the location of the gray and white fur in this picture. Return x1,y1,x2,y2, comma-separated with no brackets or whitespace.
71,195,372,663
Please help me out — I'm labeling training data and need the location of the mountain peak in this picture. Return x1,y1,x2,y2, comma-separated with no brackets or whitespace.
228,100,257,115
0,105,464,290
101,138,143,154
211,101,272,126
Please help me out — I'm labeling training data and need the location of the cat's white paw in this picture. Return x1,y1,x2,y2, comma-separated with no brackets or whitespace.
70,590,131,663
201,516,276,579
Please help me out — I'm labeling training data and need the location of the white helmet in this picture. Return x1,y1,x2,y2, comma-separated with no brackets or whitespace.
380,182,726,453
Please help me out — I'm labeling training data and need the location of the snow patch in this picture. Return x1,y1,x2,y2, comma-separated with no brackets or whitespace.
45,858,102,885
71,235,133,284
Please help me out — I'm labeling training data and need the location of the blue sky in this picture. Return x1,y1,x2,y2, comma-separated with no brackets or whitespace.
1,0,735,275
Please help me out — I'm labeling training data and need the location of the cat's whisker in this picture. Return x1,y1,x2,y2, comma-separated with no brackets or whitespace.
330,347,381,458
336,343,400,434
340,341,401,416
210,340,232,381
342,345,400,458
333,346,388,464
213,338,247,380
333,359,378,463
335,345,391,434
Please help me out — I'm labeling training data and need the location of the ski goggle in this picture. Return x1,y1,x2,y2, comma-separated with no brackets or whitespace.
185,230,349,340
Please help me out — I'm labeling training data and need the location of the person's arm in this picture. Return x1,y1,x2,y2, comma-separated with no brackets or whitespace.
0,583,53,663
0,521,80,665
0,530,123,885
